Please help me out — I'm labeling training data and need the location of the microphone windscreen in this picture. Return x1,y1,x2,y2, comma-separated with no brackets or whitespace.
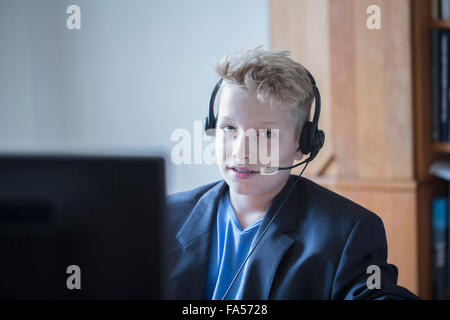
260,167,278,175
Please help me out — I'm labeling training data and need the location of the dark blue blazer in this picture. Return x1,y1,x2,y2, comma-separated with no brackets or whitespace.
164,175,419,300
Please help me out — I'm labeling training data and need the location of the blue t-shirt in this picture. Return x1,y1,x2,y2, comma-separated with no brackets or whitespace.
204,190,263,300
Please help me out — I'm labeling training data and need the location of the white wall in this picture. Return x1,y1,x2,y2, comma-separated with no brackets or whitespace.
0,0,269,194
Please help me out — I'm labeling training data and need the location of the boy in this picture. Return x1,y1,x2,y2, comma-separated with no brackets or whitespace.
164,47,418,300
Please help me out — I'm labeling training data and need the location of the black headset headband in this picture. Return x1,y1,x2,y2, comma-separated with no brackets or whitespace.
204,69,324,162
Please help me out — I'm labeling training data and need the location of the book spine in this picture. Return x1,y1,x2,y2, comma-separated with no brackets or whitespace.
432,29,441,142
441,31,449,142
448,184,450,300
447,30,450,142
441,0,450,19
432,197,449,299
432,0,440,20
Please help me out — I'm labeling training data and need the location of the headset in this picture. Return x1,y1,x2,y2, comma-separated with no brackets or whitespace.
204,68,325,299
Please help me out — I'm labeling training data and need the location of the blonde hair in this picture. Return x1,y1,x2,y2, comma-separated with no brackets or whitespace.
215,46,315,138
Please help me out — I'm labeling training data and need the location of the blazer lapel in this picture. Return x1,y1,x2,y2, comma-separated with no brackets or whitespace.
239,175,300,299
167,180,227,299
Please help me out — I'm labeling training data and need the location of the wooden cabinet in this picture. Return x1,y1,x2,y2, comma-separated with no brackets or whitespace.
270,0,446,298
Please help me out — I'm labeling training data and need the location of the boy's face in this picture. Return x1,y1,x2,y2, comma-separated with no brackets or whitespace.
215,84,303,196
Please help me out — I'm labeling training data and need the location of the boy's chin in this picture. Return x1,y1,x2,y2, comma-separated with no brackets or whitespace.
223,175,269,196
226,181,262,196
221,168,291,197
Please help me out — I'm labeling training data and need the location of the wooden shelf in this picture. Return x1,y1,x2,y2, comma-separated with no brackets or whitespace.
430,19,450,29
273,0,442,299
433,142,450,153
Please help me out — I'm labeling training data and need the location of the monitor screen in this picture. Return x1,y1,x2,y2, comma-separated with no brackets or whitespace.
0,154,165,299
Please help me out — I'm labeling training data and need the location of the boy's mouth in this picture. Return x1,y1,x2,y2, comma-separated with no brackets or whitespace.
227,166,259,179
228,166,256,173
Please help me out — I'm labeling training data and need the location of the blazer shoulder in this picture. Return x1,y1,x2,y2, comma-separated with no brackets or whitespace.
167,180,222,208
290,176,388,273
297,176,381,226
165,180,223,234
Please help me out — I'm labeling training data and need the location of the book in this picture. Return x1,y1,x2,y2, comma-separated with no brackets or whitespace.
432,0,440,20
441,0,450,19
448,185,450,300
441,30,449,142
432,197,449,299
431,28,441,142
430,160,450,181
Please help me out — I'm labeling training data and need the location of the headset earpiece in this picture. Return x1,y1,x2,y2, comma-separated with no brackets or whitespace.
299,123,325,161
308,129,325,162
299,121,313,155
298,70,324,161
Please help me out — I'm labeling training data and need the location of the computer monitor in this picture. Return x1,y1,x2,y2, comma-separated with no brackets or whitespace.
0,154,165,299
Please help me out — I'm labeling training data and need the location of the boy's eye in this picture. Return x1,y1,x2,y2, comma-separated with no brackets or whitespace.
222,125,236,133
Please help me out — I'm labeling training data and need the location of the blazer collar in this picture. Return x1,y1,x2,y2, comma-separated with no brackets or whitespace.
176,175,300,246
256,175,300,237
240,175,301,299
176,180,228,246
